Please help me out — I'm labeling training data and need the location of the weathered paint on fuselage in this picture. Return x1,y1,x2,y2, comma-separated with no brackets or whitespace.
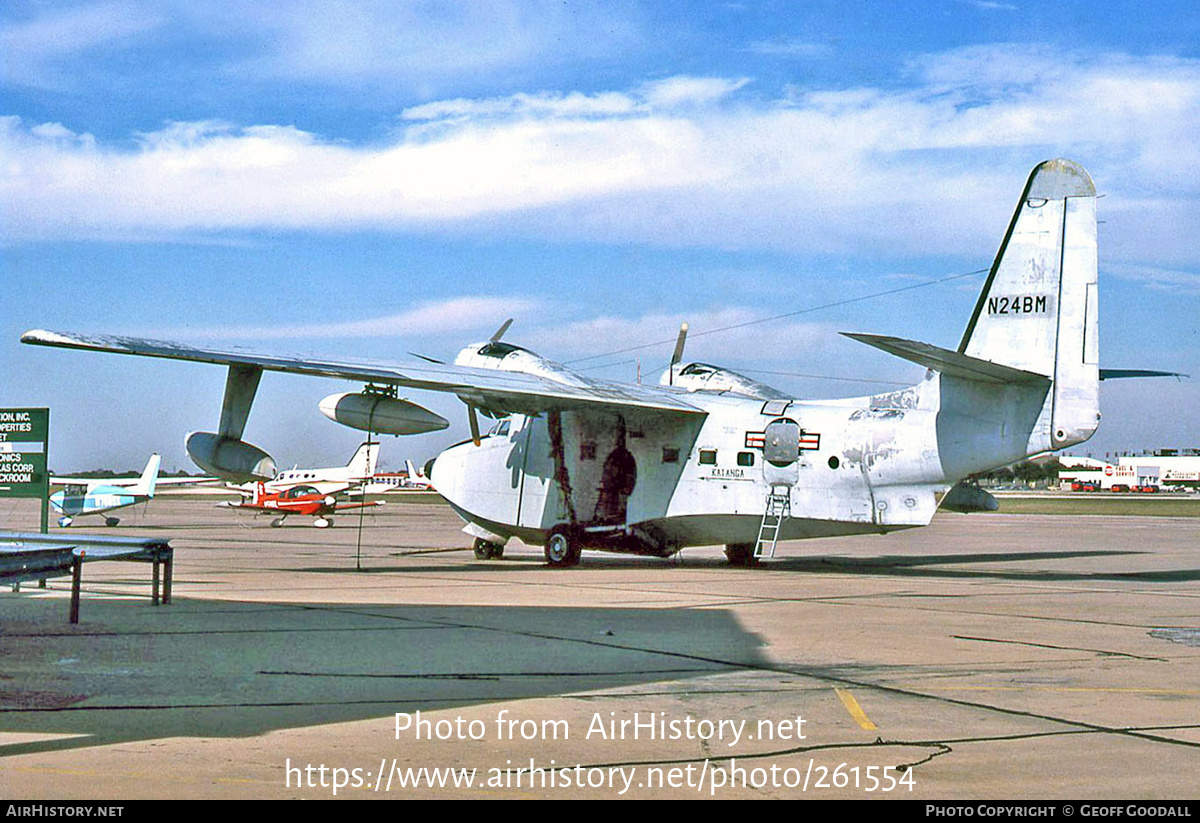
431,366,1059,555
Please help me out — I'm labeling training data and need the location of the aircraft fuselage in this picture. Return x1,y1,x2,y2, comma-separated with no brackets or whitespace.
431,369,1050,556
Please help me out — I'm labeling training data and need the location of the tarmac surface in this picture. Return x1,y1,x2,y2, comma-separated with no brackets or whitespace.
2,494,1199,799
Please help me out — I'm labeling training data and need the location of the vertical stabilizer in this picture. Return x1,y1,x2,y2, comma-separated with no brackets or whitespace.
346,442,380,479
132,453,162,498
958,159,1099,449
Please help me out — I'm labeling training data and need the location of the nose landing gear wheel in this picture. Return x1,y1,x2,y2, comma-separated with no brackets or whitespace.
544,526,581,568
473,538,504,560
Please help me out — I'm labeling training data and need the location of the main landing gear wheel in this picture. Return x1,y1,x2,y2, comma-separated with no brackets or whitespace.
473,538,505,560
105,517,120,527
544,526,582,568
724,543,759,567
314,517,332,529
58,516,74,528
270,517,286,528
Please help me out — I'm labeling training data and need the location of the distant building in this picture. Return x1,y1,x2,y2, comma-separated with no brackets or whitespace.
1058,449,1200,489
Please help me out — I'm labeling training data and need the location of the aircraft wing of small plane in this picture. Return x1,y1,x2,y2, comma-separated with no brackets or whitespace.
51,474,218,486
21,329,706,418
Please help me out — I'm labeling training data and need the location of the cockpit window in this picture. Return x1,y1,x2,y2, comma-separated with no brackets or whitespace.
486,417,513,437
477,342,526,358
680,363,717,376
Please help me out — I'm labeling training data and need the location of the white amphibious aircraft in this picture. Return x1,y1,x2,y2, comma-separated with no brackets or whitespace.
23,160,1137,566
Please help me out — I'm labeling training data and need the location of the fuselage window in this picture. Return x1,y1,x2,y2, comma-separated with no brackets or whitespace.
699,449,717,465
737,452,755,467
662,447,679,464
580,442,597,460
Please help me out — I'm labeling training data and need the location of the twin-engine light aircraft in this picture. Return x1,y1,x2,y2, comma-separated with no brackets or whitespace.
248,441,379,495
219,441,384,527
24,160,1139,565
219,481,382,528
50,454,162,527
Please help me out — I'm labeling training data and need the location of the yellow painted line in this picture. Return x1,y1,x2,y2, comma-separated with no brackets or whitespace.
835,687,877,730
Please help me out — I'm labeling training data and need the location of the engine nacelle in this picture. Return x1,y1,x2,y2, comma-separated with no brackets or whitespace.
186,432,276,483
318,392,449,436
660,362,790,400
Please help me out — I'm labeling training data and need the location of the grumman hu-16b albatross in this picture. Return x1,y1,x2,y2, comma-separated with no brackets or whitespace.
24,160,1149,565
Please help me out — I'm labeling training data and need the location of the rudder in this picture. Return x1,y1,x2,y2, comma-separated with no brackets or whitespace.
958,159,1099,449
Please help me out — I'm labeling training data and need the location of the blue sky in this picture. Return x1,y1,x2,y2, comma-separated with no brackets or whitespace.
2,0,1198,472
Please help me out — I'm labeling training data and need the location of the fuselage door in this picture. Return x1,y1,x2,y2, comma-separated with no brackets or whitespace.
763,417,800,487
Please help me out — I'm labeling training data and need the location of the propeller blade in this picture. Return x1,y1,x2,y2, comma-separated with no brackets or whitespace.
490,318,514,342
669,322,688,385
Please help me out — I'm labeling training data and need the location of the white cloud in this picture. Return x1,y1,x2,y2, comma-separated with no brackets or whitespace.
143,296,539,340
0,2,164,66
745,39,832,59
640,76,752,108
218,1,640,86
1106,263,1200,295
4,49,1200,266
402,91,641,122
520,308,835,368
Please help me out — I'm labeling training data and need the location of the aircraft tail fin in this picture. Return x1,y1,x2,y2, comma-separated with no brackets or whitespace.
346,442,379,479
958,158,1099,449
406,459,421,481
131,453,162,498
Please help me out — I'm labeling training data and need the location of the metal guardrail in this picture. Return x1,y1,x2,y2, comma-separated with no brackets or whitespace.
1,531,173,622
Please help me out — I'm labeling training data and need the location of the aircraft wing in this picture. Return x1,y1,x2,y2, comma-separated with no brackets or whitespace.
50,475,219,486
21,329,706,418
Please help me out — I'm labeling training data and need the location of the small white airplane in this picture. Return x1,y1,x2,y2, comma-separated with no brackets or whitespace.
250,441,380,495
361,459,434,493
21,160,1167,565
50,454,162,527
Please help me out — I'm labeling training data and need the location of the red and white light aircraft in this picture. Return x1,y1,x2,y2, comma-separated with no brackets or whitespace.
220,481,382,528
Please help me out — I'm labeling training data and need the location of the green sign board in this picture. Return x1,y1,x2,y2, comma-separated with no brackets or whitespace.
0,409,51,530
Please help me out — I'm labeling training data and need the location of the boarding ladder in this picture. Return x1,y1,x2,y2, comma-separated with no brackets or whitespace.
754,486,791,558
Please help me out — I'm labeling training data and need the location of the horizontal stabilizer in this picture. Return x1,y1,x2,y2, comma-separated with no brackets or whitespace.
1099,369,1188,381
842,333,1050,384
